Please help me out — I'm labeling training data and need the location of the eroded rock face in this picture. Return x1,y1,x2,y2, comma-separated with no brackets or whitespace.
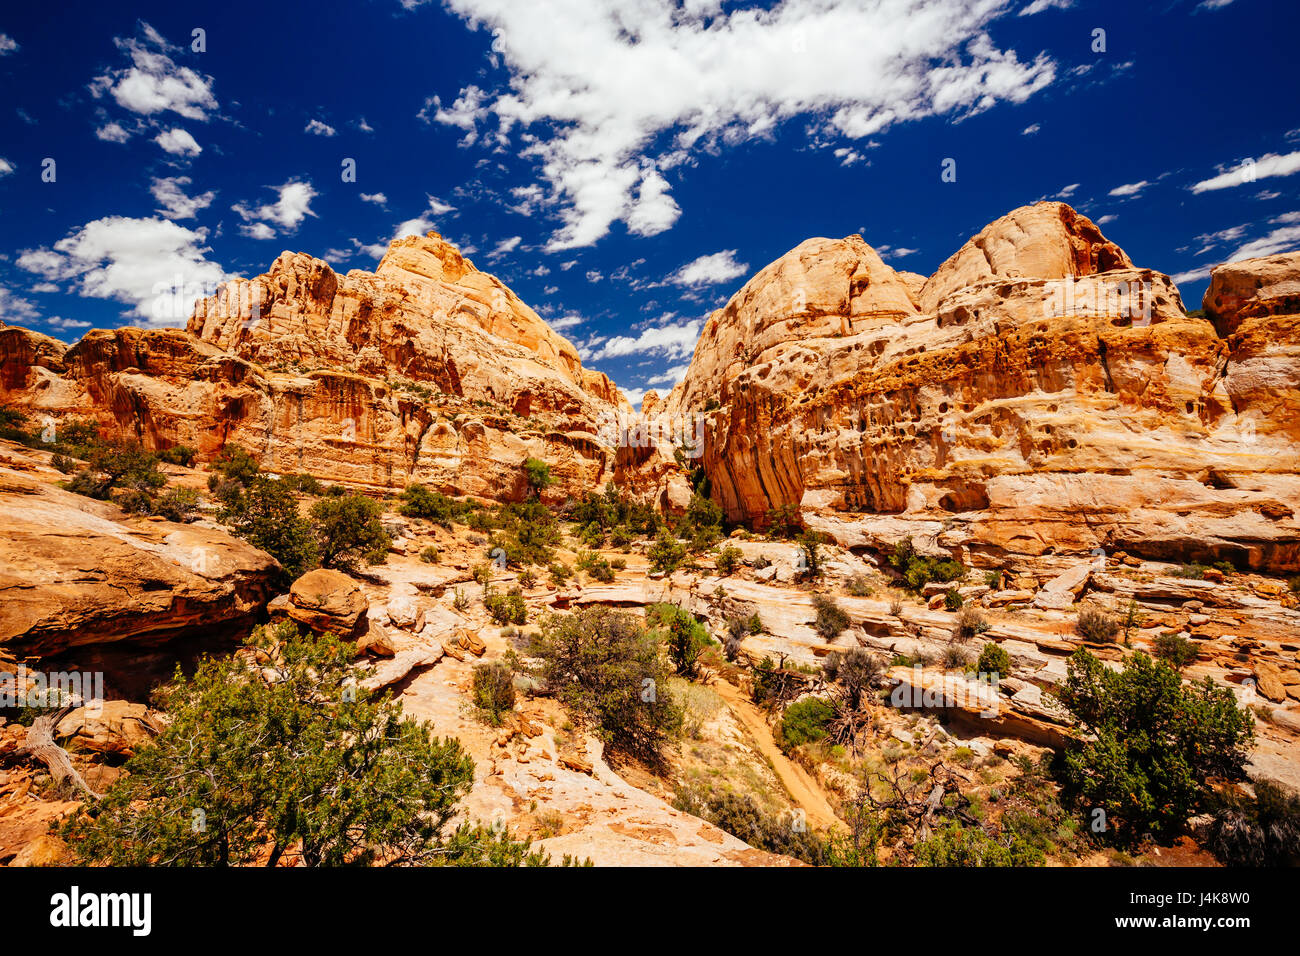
666,202,1300,572
0,445,279,657
0,233,650,503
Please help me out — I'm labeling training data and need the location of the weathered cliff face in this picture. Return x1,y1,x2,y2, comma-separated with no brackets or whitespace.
0,233,667,503
666,202,1300,572
0,443,278,659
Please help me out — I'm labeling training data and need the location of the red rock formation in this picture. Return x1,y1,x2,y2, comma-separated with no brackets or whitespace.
666,202,1300,572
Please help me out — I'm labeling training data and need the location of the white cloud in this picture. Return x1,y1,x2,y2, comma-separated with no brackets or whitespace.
361,192,388,205
1055,183,1080,198
29,282,60,293
1019,0,1073,14
1172,215,1300,286
1191,151,1300,193
587,317,703,362
488,235,523,260
0,157,13,178
549,315,584,330
0,286,39,321
670,250,749,287
151,176,215,220
96,122,132,143
876,244,919,259
44,316,92,332
1095,214,1117,225
834,147,867,166
1109,180,1149,197
393,195,457,239
305,119,336,137
91,24,217,121
0,34,18,56
155,127,201,156
436,0,1057,249
645,363,689,386
1021,123,1040,136
16,216,227,323
1196,0,1235,9
232,181,318,234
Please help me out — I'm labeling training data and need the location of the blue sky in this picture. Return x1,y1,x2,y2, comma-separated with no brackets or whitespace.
0,0,1296,406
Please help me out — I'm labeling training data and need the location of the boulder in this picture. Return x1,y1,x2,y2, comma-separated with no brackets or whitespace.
55,700,161,756
286,569,367,637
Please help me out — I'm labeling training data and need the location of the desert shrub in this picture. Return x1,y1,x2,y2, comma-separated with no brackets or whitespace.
844,574,874,597
1055,649,1254,844
577,521,605,548
66,441,166,502
674,786,827,865
206,444,260,490
517,567,536,588
399,484,470,526
610,557,626,571
1206,781,1300,867
567,482,659,536
1075,607,1120,643
522,457,553,497
943,588,964,611
548,562,570,587
747,613,763,634
485,500,561,567
472,658,517,725
984,569,1004,589
723,617,747,661
887,537,965,592
158,444,197,467
812,593,850,640
610,526,633,550
953,606,990,643
777,697,834,750
279,472,324,495
218,475,319,581
764,504,802,538
1172,563,1208,580
944,645,973,670
452,587,470,612
1152,632,1199,669
484,586,527,625
714,544,743,575
648,530,686,574
150,485,200,522
822,648,880,711
529,607,682,768
419,546,440,564
647,603,715,678
60,623,544,866
976,642,1011,680
472,562,494,586
310,493,391,571
913,821,1045,867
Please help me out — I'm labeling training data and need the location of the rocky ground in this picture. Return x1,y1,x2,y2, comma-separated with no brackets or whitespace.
2,436,1296,866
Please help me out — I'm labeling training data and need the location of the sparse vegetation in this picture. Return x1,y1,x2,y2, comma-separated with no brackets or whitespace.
1152,632,1198,669
1055,649,1254,845
471,657,517,726
887,537,965,592
812,593,850,640
975,642,1011,679
1074,607,1120,643
647,603,715,679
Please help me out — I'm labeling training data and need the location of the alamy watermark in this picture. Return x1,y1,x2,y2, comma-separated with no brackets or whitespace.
596,408,707,459
1,665,105,716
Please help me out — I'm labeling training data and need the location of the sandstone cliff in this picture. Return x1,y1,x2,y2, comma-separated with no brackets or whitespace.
665,202,1300,572
0,233,668,504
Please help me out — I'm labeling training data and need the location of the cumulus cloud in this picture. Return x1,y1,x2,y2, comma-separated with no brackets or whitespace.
435,0,1057,249
16,216,227,323
1021,123,1040,135
0,157,13,178
232,181,318,235
669,250,749,287
95,122,132,143
488,235,523,260
151,176,215,220
361,192,388,205
393,195,458,239
0,286,39,322
586,316,703,362
1191,151,1300,193
305,119,336,136
91,23,217,121
155,127,201,156
0,34,18,56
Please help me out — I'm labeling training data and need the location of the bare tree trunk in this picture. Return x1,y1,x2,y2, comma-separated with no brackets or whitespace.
19,706,102,800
